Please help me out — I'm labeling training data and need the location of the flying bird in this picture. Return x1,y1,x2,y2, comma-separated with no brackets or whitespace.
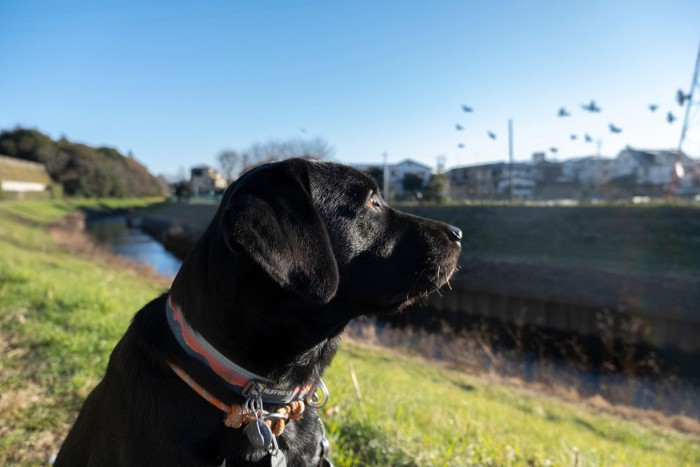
648,104,658,112
609,124,622,134
487,131,497,140
549,147,558,154
570,134,577,140
461,105,473,112
558,107,571,117
455,123,464,131
667,112,676,123
581,100,601,112
677,89,691,106
584,134,593,143
457,143,465,149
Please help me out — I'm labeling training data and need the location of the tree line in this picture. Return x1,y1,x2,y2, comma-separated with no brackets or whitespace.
217,137,334,181
0,127,166,198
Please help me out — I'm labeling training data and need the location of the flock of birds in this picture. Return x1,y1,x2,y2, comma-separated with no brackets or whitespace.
454,89,691,155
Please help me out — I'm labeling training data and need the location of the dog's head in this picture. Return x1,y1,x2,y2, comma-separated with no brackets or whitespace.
170,157,461,379
173,158,461,315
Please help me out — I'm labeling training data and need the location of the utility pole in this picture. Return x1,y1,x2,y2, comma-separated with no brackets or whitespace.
508,118,514,203
671,39,700,197
436,154,446,174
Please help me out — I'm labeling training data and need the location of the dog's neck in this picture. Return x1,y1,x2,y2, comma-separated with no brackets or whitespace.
166,294,345,402
169,234,350,393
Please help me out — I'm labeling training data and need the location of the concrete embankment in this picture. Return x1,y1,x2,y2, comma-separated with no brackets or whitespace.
137,202,700,356
139,203,217,259
423,259,700,355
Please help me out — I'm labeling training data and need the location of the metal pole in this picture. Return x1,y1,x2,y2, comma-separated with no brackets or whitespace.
671,40,700,197
508,118,514,203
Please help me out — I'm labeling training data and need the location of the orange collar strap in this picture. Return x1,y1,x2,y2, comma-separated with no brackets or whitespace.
168,362,304,435
166,297,319,405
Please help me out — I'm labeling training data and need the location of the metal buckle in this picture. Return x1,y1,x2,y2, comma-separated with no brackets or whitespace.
304,379,329,409
242,380,266,398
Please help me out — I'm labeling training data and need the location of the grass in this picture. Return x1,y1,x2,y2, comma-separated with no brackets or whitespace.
0,199,698,466
399,204,700,276
323,344,699,466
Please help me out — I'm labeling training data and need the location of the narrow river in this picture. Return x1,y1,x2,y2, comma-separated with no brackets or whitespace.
85,215,182,277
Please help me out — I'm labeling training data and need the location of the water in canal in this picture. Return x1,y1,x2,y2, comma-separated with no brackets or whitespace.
85,215,182,277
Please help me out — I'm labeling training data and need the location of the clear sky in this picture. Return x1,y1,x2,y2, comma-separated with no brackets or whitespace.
1,0,699,177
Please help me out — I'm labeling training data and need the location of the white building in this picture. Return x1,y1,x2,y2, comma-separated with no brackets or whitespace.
190,165,227,195
611,147,696,193
561,156,614,187
0,155,52,197
497,176,536,197
352,159,432,199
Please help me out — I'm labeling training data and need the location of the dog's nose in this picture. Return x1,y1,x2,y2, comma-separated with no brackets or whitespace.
447,225,462,242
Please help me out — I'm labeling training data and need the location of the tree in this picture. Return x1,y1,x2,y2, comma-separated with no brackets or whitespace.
403,173,425,194
0,127,165,198
218,137,334,181
217,150,244,182
425,173,449,204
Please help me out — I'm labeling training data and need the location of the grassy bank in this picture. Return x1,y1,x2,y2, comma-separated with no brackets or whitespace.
0,200,698,465
401,204,700,276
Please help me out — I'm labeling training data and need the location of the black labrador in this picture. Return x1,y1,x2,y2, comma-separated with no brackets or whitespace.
56,158,461,466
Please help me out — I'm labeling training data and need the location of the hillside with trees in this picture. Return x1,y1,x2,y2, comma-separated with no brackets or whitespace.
0,128,165,198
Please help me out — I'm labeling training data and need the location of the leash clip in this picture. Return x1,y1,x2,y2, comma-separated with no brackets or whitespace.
305,379,329,409
242,380,267,398
243,381,266,421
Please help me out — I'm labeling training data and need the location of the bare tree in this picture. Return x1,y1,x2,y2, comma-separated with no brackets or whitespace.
217,150,244,182
295,137,335,160
218,137,334,182
248,137,334,163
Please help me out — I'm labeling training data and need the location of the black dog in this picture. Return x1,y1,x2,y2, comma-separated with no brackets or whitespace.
56,158,461,466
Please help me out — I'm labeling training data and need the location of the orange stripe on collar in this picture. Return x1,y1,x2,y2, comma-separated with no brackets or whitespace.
165,296,321,405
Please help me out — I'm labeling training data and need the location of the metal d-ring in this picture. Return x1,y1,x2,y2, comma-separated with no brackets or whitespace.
263,412,287,422
304,379,329,409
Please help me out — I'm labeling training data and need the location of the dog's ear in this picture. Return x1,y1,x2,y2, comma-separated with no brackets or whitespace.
221,160,339,304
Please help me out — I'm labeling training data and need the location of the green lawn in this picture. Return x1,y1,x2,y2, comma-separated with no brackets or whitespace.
401,204,700,276
0,199,698,466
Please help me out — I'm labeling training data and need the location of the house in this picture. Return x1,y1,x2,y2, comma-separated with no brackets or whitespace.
0,155,52,199
448,162,502,199
608,147,696,196
190,165,227,196
352,159,432,200
561,156,614,187
449,161,535,199
388,159,432,198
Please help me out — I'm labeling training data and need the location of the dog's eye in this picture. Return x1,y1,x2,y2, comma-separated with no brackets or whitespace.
366,194,382,209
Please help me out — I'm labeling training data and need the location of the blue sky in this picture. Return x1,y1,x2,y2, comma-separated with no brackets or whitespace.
1,0,699,177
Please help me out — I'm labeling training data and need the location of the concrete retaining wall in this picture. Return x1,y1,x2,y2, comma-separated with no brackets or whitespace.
422,260,700,354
